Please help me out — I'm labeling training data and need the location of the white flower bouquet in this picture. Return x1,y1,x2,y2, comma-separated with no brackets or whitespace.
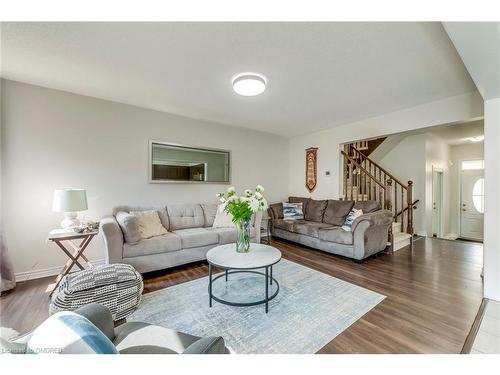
216,185,268,252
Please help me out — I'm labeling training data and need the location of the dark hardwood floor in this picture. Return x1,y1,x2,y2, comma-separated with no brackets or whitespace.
0,237,483,353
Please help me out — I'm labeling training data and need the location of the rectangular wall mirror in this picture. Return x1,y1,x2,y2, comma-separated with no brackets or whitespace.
150,141,230,183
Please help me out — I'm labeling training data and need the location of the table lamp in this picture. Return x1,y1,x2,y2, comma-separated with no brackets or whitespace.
52,188,88,229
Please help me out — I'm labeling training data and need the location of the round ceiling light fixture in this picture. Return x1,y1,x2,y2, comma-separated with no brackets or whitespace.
232,72,267,96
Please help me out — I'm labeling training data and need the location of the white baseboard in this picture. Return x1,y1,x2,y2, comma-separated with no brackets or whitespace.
15,259,106,282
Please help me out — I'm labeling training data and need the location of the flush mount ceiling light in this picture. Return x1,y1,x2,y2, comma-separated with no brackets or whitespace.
467,135,485,142
232,73,267,96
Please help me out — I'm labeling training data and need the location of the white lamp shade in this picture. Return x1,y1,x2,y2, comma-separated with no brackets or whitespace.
52,189,88,213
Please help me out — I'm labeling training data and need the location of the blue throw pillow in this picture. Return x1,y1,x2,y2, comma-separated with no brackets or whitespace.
27,311,118,354
341,208,363,231
283,202,304,220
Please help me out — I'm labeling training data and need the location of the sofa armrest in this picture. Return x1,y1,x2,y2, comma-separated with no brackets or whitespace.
182,336,227,354
351,210,393,233
352,210,393,260
100,215,124,264
74,303,115,341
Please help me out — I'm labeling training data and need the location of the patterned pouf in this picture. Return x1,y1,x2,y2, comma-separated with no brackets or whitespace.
50,263,143,321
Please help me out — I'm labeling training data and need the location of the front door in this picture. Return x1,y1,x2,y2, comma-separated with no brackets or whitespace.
460,170,484,241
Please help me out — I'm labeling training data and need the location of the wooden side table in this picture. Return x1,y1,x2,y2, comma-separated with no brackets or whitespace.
46,229,99,297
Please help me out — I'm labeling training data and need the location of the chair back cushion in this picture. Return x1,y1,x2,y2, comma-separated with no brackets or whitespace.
304,199,328,222
201,203,218,227
27,311,118,354
323,200,355,226
167,204,205,230
116,211,141,244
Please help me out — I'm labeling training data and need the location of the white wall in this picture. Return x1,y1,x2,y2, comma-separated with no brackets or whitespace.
484,98,500,301
377,134,427,235
424,135,451,238
1,80,290,277
449,142,484,237
288,91,483,200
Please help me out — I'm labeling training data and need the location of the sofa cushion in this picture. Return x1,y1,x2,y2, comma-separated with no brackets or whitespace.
172,228,219,249
123,233,182,258
200,203,218,227
293,221,333,237
289,197,310,213
207,227,257,244
269,203,284,219
112,206,170,230
167,204,205,230
353,200,381,213
116,211,141,244
323,200,355,226
318,227,353,245
114,322,200,354
305,199,328,222
272,218,296,232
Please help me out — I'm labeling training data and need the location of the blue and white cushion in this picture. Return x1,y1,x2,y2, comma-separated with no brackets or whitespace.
27,311,118,354
283,202,304,220
341,208,363,231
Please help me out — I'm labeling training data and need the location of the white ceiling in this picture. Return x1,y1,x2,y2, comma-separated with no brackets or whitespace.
427,120,484,145
443,22,500,100
1,22,477,137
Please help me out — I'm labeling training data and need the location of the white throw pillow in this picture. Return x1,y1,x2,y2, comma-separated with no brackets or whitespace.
130,210,168,239
212,204,235,228
341,208,364,231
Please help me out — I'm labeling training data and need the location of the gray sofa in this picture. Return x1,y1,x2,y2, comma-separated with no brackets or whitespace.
1,303,228,354
268,197,392,261
100,203,262,273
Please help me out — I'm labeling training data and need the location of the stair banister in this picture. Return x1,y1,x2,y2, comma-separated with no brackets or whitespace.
350,145,409,189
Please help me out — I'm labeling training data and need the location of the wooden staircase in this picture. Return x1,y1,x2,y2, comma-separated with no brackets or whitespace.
342,142,416,252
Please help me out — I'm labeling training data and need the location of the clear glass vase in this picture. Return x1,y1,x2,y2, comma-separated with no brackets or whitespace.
235,218,251,253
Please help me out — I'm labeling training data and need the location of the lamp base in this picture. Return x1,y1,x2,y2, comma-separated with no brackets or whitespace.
61,212,80,229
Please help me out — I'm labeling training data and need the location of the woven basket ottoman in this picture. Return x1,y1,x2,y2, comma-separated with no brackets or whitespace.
49,263,143,321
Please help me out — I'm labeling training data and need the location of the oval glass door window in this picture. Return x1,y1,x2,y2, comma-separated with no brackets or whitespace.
472,178,484,213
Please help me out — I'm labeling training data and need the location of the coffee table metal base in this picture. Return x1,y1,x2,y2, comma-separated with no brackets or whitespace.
208,265,279,313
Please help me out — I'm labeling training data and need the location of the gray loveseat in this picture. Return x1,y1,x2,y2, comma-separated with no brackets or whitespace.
1,303,228,354
100,203,262,273
268,197,392,262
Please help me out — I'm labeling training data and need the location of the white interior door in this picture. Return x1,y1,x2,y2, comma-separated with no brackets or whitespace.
432,169,443,237
460,170,484,241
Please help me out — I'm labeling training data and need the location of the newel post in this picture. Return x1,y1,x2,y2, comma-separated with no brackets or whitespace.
407,180,414,250
407,181,414,235
385,179,393,211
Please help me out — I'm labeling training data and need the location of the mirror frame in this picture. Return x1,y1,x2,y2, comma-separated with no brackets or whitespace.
148,140,231,184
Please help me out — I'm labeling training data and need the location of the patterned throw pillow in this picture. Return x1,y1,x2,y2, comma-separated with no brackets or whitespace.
341,208,364,231
27,311,118,354
283,202,304,220
130,210,168,239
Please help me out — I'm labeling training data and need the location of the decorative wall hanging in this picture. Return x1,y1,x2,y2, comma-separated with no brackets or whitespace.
305,147,318,193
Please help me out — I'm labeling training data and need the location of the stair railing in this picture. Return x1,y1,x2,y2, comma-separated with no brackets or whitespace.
340,150,392,210
343,144,414,238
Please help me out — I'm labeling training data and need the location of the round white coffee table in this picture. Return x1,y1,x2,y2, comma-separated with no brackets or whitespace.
206,243,282,313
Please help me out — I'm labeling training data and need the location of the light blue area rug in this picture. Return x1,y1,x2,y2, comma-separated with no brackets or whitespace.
129,259,385,353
